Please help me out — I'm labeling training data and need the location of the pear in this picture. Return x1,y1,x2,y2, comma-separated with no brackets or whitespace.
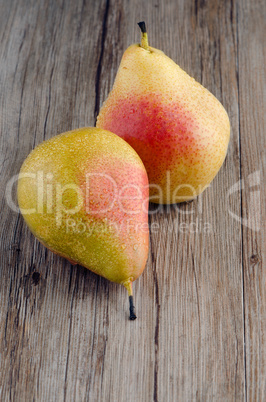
17,127,149,319
97,22,230,204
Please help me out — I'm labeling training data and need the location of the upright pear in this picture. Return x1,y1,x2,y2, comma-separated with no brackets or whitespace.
97,22,230,204
17,127,149,319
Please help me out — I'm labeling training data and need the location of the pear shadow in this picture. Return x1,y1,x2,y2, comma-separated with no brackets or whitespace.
65,262,137,322
67,259,122,302
12,227,123,319
148,198,197,216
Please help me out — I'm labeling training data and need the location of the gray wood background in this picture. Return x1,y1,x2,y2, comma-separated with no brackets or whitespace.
0,0,265,400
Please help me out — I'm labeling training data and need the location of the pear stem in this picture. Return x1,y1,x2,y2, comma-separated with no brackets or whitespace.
129,295,137,320
138,21,149,50
124,280,137,320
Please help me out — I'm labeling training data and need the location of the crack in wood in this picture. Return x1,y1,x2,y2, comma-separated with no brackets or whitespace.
235,2,247,401
85,276,99,399
191,249,201,331
149,215,160,402
94,0,110,123
63,266,77,401
43,63,55,141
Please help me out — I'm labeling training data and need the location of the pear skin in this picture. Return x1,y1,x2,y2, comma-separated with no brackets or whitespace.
97,22,230,204
17,127,149,319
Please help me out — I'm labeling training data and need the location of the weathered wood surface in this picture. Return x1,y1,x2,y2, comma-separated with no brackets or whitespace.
0,0,265,400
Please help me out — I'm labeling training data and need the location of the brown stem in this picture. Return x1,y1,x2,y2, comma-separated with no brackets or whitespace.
129,295,137,320
137,21,149,50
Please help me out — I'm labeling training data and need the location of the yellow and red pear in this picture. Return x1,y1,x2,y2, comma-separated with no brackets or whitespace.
17,127,149,319
97,22,230,204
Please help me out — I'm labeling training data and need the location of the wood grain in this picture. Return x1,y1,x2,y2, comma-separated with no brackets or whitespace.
0,0,264,401
237,0,266,400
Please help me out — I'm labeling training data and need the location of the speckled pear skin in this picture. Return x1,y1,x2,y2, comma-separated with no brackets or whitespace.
17,128,149,287
96,31,230,204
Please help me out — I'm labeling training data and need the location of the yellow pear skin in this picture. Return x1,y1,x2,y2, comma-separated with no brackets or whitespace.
97,22,230,204
17,127,149,319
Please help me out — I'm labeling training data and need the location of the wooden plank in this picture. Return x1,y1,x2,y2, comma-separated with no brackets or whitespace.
102,0,244,400
0,0,263,400
237,0,266,400
0,0,114,400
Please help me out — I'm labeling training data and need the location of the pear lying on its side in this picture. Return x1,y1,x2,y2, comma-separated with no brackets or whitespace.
17,127,149,319
97,22,230,204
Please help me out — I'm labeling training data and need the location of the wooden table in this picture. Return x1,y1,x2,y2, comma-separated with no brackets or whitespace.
0,0,265,400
